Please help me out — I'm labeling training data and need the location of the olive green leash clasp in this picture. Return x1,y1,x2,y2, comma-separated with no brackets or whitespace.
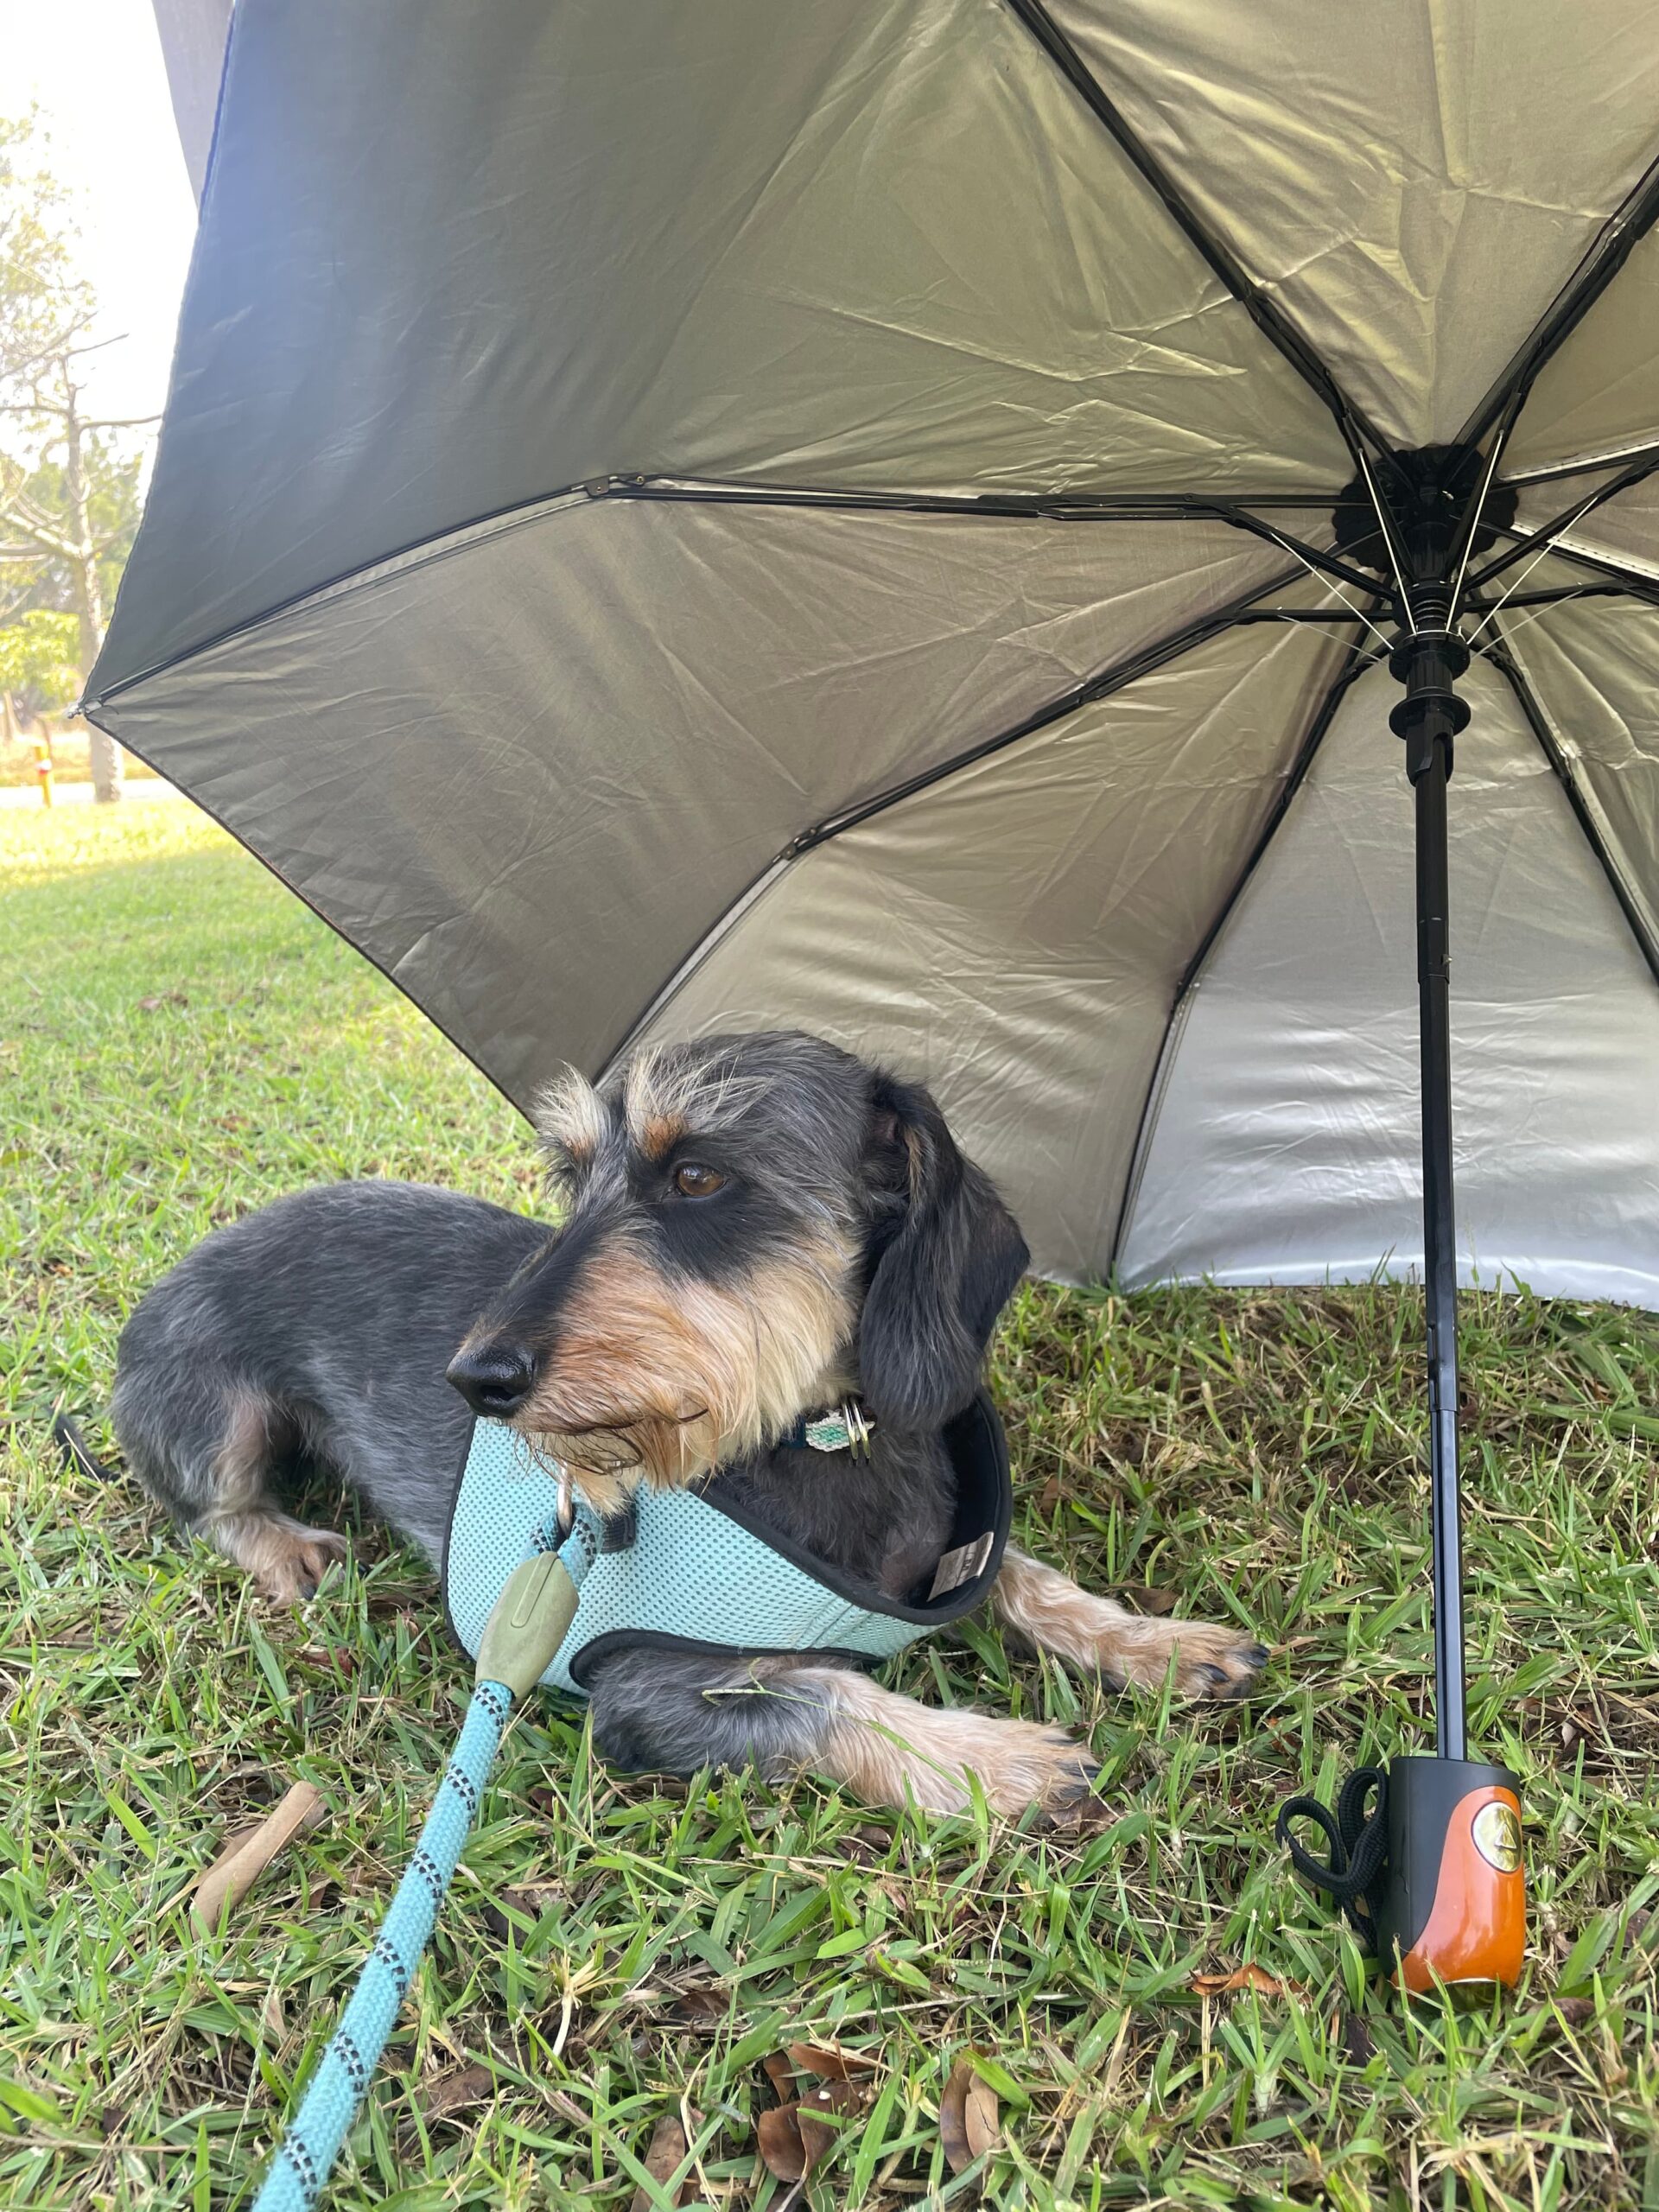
474,1553,581,1698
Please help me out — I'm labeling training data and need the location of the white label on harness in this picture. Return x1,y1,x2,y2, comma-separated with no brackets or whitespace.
928,1531,995,1601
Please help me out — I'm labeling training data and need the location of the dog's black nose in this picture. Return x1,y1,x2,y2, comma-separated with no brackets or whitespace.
446,1343,537,1418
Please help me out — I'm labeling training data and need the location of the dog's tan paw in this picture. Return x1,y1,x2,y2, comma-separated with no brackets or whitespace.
1116,1618,1269,1700
838,1700,1098,1822
209,1510,348,1604
956,1714,1101,1824
991,1554,1266,1705
271,1526,349,1604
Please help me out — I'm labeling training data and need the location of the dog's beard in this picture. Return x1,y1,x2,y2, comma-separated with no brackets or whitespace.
522,1403,718,1512
510,1236,859,1509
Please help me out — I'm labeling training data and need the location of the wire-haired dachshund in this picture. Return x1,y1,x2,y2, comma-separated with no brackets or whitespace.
111,1030,1266,1818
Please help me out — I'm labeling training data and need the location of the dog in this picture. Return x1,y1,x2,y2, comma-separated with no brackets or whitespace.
110,1030,1266,1819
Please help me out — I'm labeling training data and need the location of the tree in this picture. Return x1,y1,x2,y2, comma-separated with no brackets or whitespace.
0,606,79,709
0,113,150,799
1,112,88,385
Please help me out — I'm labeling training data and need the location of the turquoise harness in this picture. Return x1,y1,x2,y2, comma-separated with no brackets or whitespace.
442,1393,1011,1694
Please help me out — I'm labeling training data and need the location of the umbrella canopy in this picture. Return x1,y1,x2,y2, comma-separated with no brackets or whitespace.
96,0,1659,1300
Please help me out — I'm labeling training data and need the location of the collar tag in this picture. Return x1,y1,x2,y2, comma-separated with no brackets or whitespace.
791,1401,874,1459
927,1530,995,1601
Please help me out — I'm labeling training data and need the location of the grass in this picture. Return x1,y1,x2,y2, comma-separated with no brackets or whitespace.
3,800,1658,2212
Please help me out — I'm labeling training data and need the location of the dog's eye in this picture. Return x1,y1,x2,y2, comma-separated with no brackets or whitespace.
671,1162,726,1198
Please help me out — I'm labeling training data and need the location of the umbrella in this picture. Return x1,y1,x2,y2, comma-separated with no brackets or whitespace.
97,0,1659,1980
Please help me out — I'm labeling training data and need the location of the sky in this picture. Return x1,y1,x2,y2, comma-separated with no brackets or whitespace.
3,0,199,424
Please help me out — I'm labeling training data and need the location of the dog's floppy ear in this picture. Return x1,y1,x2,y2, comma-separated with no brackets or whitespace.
857,1075,1030,1429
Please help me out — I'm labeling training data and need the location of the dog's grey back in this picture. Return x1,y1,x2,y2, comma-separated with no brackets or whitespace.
113,1182,545,1560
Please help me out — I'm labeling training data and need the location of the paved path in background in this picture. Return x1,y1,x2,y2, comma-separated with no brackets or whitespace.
0,779,188,809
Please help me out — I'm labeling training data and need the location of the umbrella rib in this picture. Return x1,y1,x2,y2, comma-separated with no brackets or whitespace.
607,478,1350,517
1484,584,1649,612
1454,145,1659,456
1107,626,1389,1271
613,479,1382,594
1465,452,1659,595
88,473,1371,709
1482,636,1659,991
1503,435,1659,490
1447,393,1526,624
1000,0,1389,470
1475,526,1659,613
791,570,1306,850
594,565,1315,1081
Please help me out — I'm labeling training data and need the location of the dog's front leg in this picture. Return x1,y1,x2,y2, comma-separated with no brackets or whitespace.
991,1548,1268,1699
585,1649,1097,1821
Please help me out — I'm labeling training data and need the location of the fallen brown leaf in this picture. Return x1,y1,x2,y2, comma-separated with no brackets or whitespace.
1190,1963,1305,2000
1037,1475,1064,1515
760,2050,797,2101
1338,2011,1376,2064
481,1882,562,1938
1117,1585,1178,1617
756,2103,807,2182
1554,1995,1597,2027
795,2076,873,2170
940,2052,999,2176
630,2112,690,2209
137,990,188,1011
192,1780,327,1929
423,2062,495,2121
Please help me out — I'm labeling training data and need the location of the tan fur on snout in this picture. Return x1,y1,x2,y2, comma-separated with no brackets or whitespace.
517,1236,857,1508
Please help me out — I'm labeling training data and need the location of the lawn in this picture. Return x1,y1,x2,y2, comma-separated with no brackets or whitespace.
3,800,1657,2212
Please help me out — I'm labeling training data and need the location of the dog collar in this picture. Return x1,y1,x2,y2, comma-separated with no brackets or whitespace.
779,1401,874,1459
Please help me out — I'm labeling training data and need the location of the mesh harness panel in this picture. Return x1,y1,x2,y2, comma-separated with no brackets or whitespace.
441,1393,1012,1696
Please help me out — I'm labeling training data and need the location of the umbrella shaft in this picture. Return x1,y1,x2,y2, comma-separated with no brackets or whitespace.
1414,741,1465,1762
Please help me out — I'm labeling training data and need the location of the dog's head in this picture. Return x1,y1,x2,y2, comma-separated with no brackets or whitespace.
445,1031,1028,1509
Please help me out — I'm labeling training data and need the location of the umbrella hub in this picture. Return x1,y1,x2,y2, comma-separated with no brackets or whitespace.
1332,443,1517,588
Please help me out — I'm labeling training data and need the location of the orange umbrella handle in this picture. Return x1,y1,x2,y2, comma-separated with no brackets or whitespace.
1379,1756,1524,1991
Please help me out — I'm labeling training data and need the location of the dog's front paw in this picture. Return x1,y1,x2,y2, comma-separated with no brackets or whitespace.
1120,1618,1269,1701
912,1708,1101,1823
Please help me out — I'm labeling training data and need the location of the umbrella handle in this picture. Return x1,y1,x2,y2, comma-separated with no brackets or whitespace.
1378,1757,1525,1992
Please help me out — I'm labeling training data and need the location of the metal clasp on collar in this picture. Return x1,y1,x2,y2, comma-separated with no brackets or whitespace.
842,1401,873,1460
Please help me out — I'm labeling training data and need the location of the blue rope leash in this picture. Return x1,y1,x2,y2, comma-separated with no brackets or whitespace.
251,1681,511,2212
250,1554,578,2212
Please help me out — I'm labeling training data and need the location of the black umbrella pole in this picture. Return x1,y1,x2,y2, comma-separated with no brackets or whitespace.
1413,731,1465,1762
1377,613,1525,1990
1389,607,1471,1758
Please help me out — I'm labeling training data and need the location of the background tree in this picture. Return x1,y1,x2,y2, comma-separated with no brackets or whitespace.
0,606,79,709
0,113,149,799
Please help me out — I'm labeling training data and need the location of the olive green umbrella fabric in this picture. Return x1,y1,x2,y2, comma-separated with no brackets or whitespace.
97,0,1659,1297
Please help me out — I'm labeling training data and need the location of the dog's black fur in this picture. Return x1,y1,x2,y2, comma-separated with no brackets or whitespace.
111,1031,1265,1817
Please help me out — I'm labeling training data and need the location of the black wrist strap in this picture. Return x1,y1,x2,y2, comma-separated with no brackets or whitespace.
1276,1766,1390,1954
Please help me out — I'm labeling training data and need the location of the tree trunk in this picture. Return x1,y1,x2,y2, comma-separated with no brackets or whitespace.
87,722,123,803
63,382,121,802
